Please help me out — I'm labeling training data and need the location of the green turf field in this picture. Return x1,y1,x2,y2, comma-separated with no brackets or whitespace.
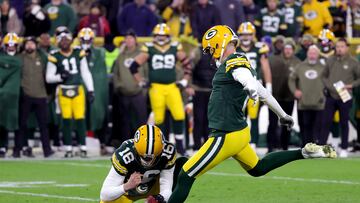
0,158,360,203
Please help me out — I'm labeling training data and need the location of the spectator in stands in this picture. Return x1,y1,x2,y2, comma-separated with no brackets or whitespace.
78,3,110,37
288,45,325,146
0,33,22,158
323,0,346,37
162,0,192,37
273,35,285,56
295,34,315,61
242,0,260,23
320,38,360,158
191,47,216,151
44,0,77,35
268,39,300,152
214,0,245,31
112,31,148,142
254,0,287,38
16,37,54,158
117,0,158,36
23,1,51,37
280,0,303,38
70,0,97,18
303,0,333,37
190,0,221,42
98,0,132,36
346,0,360,38
0,0,22,36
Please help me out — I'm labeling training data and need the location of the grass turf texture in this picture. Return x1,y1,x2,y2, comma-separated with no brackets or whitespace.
0,158,360,203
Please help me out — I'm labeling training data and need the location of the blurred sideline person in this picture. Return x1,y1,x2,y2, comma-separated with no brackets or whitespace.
15,36,54,158
100,124,187,203
236,22,272,149
113,30,148,142
78,27,110,154
320,38,360,158
288,45,325,146
46,26,94,158
267,39,300,151
167,25,336,203
129,23,192,155
0,33,22,158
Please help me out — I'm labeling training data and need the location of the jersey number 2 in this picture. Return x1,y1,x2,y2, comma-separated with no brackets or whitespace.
62,57,78,74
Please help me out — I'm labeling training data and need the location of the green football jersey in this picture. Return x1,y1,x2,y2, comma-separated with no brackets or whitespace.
142,41,181,84
208,53,257,132
254,8,286,37
236,42,269,80
111,139,176,196
48,47,86,86
280,3,303,37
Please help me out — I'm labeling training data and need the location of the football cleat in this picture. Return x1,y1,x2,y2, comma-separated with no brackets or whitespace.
64,151,73,158
80,150,87,158
301,143,337,159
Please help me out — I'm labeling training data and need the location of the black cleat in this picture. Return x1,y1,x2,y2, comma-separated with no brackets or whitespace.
80,150,87,158
12,150,21,158
23,147,35,158
64,151,73,158
44,150,55,158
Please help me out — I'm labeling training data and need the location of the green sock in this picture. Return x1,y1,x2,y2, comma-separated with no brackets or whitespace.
247,150,304,177
250,119,259,144
168,169,195,203
62,119,72,145
75,119,86,146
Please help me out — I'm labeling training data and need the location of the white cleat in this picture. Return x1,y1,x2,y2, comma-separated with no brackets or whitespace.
301,143,337,159
339,149,348,158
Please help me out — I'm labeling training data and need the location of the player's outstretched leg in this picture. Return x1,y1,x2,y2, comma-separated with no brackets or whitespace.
247,143,336,177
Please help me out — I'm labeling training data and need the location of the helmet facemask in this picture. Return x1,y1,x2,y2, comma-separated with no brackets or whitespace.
319,39,333,53
239,34,253,47
5,44,17,56
80,38,93,50
154,35,170,46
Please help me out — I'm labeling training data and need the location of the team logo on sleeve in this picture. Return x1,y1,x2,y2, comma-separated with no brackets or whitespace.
205,30,217,40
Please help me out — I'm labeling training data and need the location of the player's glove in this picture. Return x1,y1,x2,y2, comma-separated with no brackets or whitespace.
146,194,165,203
87,91,95,103
279,114,294,130
176,78,188,89
60,70,70,81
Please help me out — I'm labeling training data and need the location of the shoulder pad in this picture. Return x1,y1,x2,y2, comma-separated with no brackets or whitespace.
79,49,87,58
171,41,183,51
225,54,251,73
295,2,301,6
73,46,82,50
255,42,270,54
47,54,57,63
49,49,59,55
111,152,128,176
163,141,177,169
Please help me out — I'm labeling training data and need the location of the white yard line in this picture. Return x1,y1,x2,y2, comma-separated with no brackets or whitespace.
0,189,98,202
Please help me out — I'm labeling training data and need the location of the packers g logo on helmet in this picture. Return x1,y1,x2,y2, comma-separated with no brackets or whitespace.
202,25,238,60
134,125,164,167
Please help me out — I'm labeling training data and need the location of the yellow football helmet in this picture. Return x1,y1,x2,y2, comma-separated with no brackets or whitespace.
318,29,335,42
78,27,95,50
3,32,19,47
153,23,171,46
237,22,256,35
3,33,19,56
202,25,238,60
134,125,164,168
153,23,171,36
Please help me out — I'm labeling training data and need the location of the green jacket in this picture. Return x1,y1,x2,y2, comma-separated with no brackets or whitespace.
288,60,325,110
86,47,109,131
44,3,77,35
0,52,22,130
